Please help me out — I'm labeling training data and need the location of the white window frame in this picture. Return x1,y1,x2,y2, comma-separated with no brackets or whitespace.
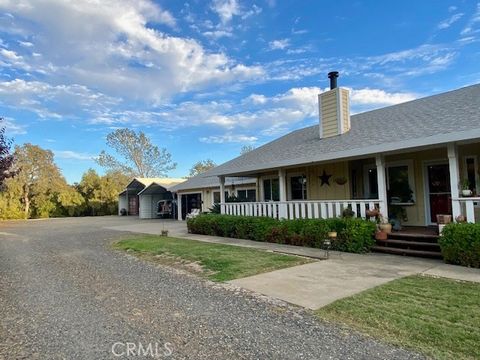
463,155,480,194
363,164,378,199
287,172,308,200
235,187,257,202
260,175,279,202
386,160,416,204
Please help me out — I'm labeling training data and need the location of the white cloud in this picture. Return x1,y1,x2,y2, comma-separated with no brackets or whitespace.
211,0,241,24
349,88,416,105
0,0,263,102
269,38,290,50
203,30,233,39
1,117,27,135
461,2,480,35
200,133,258,143
437,13,464,29
54,150,95,161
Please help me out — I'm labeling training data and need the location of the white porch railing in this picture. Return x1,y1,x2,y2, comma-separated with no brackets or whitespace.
455,197,480,223
220,199,384,220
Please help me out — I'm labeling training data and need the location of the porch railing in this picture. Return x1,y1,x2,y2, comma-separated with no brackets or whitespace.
220,199,384,220
455,197,480,223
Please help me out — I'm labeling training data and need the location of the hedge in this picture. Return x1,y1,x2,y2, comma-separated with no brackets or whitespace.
187,214,377,254
439,223,480,268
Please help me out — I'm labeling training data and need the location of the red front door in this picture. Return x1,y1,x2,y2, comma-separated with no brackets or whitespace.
427,164,452,223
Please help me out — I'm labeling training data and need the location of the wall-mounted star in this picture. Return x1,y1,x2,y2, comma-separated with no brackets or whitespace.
319,170,332,186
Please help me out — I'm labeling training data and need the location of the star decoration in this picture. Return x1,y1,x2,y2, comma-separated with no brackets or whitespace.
319,170,332,186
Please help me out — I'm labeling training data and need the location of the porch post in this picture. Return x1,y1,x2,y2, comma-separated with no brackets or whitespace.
126,189,129,216
447,143,461,219
177,192,182,220
278,168,288,219
375,155,388,219
219,176,226,214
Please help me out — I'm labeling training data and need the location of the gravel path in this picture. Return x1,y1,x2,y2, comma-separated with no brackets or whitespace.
0,217,423,359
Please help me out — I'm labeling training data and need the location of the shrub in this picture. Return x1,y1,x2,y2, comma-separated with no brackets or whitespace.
439,223,480,268
187,214,376,253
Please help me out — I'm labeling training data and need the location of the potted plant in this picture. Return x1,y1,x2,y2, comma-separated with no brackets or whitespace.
377,214,392,234
366,207,379,218
461,179,472,197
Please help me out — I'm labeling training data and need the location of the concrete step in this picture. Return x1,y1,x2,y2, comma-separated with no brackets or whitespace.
388,232,439,243
376,238,441,250
372,245,442,259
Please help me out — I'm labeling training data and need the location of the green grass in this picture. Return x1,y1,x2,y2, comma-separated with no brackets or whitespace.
316,275,480,360
114,235,312,282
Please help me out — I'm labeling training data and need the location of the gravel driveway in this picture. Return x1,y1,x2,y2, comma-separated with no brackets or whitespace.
0,217,423,359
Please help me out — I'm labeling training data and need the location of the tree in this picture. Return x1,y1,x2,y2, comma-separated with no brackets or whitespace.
0,118,15,187
240,145,255,155
9,144,67,218
189,159,216,177
96,128,176,178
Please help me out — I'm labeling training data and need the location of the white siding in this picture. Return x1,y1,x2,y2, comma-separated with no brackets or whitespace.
139,195,153,219
118,195,127,215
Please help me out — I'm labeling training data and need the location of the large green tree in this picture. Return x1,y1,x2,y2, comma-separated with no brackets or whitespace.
0,118,15,187
77,169,129,216
188,159,216,177
96,128,176,178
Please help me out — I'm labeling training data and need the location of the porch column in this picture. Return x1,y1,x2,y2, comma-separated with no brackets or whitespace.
278,168,288,219
177,192,182,220
219,176,226,214
126,190,129,216
447,143,461,219
375,155,388,219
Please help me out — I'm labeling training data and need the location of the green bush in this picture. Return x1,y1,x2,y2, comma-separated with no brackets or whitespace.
439,223,480,268
187,214,376,253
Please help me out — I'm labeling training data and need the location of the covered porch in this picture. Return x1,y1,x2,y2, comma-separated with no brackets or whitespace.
219,141,480,225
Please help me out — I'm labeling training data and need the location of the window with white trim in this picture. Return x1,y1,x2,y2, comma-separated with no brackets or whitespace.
237,189,256,201
386,161,415,204
263,178,279,201
464,156,479,194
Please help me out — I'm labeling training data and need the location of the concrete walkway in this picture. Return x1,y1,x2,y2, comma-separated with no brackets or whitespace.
106,219,480,310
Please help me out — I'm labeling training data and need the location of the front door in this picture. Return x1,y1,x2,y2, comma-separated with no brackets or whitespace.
426,164,452,223
128,196,139,215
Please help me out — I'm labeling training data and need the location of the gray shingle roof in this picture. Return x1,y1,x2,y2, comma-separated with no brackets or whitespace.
207,84,480,176
169,168,256,192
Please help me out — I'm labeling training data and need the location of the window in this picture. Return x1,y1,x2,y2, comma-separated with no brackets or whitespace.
263,178,280,201
387,165,414,203
465,156,478,193
237,189,256,201
364,167,378,199
213,191,220,204
290,175,307,200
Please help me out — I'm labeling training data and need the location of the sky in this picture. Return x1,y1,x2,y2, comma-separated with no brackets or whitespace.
0,0,479,183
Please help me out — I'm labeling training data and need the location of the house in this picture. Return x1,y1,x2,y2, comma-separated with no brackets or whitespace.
173,72,480,231
169,170,256,220
118,177,184,219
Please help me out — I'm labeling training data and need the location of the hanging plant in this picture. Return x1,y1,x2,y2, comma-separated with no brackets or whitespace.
334,176,348,185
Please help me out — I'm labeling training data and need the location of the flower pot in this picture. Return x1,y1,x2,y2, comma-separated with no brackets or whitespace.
378,223,392,234
366,209,379,217
462,189,473,197
436,214,452,224
375,231,388,240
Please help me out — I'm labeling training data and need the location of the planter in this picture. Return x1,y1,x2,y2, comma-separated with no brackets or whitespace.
366,208,379,217
378,223,392,234
436,214,452,224
462,189,473,197
160,230,169,237
334,177,348,185
375,231,388,240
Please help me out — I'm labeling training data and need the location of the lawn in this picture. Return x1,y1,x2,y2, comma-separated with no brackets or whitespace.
316,275,480,360
114,235,312,282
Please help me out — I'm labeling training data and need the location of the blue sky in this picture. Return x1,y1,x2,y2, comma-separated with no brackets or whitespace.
0,0,479,183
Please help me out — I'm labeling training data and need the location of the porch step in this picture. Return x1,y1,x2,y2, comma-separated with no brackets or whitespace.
387,232,439,243
372,246,443,259
376,238,441,250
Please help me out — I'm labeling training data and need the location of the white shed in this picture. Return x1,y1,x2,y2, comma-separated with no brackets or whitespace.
138,180,184,219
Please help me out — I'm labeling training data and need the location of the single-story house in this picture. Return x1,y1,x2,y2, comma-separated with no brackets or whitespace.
118,178,184,219
173,72,480,233
169,170,256,220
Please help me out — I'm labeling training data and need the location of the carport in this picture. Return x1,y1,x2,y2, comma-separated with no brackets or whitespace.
137,182,178,219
